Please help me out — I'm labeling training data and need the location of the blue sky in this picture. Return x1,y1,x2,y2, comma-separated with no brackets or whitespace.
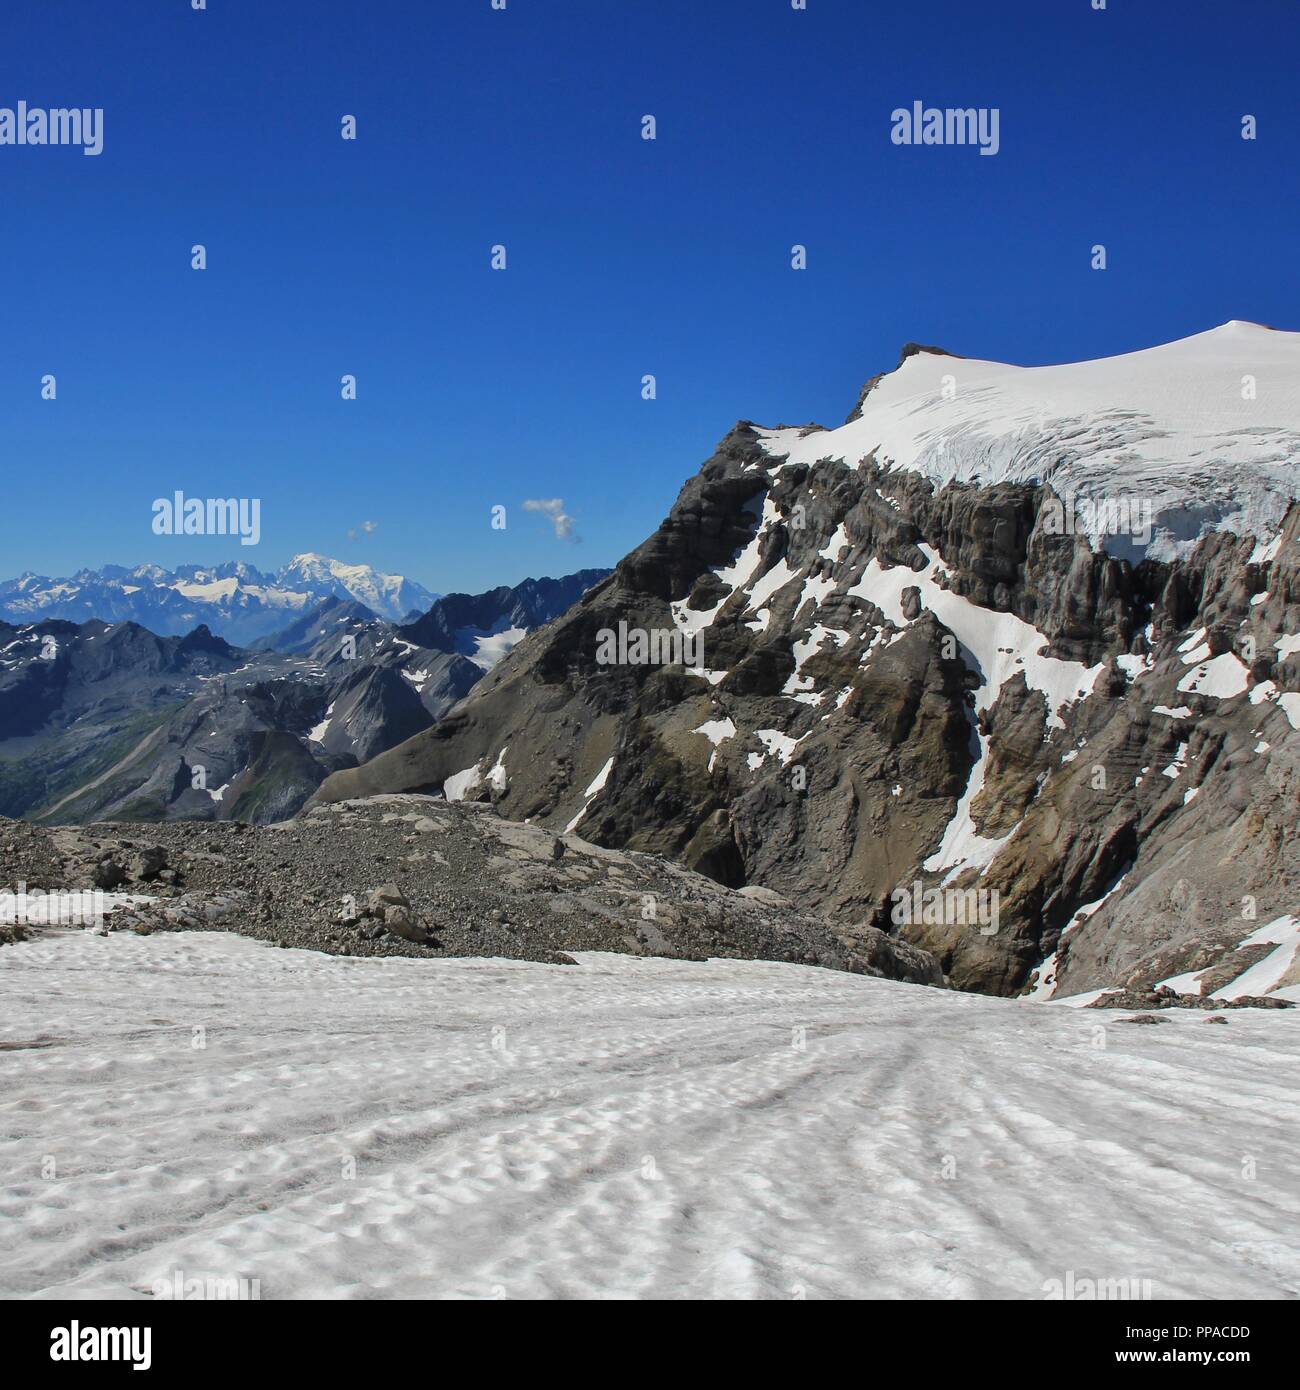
2,0,1298,593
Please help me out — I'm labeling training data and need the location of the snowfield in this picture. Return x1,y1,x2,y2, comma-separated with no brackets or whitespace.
1,931,1297,1300
758,321,1300,561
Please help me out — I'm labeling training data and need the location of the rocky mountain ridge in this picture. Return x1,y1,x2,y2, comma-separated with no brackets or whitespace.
312,325,1300,1000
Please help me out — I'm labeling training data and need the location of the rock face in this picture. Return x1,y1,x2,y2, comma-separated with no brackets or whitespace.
313,325,1300,998
0,800,942,986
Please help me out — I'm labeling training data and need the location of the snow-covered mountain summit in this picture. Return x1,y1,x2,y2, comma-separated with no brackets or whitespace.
276,554,435,622
759,321,1300,561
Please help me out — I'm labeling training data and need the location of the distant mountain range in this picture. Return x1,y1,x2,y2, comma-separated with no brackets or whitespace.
0,555,439,646
0,569,609,824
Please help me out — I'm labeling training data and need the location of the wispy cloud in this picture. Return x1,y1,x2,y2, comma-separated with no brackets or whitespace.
347,520,379,541
522,497,579,543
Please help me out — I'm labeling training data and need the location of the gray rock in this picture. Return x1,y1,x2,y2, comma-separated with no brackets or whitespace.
382,904,426,942
369,883,408,912
130,846,168,882
92,858,127,890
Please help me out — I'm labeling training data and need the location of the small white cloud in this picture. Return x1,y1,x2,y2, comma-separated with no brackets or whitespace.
522,497,579,542
347,520,379,541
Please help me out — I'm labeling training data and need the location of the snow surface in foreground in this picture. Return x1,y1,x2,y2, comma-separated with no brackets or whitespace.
1,932,1297,1300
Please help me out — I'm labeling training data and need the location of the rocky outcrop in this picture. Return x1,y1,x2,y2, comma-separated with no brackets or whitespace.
1087,985,1291,1012
0,801,942,986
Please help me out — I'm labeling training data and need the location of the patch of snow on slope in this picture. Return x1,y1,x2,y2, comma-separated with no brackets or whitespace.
754,729,799,766
1178,628,1208,658
1161,743,1189,779
743,610,771,634
564,757,615,833
1115,651,1153,680
1177,652,1249,698
307,704,335,744
1247,680,1300,729
693,718,736,746
443,760,485,802
921,731,1011,883
1211,916,1300,1002
456,622,529,672
1155,968,1209,996
818,523,851,561
744,559,799,617
441,744,508,803
798,572,839,611
485,746,509,793
694,718,736,772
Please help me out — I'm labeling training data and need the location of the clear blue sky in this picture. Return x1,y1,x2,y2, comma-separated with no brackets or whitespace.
2,0,1297,592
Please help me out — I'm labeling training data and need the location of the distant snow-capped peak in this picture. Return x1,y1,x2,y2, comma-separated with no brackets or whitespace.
0,555,438,645
276,554,436,619
758,321,1300,561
